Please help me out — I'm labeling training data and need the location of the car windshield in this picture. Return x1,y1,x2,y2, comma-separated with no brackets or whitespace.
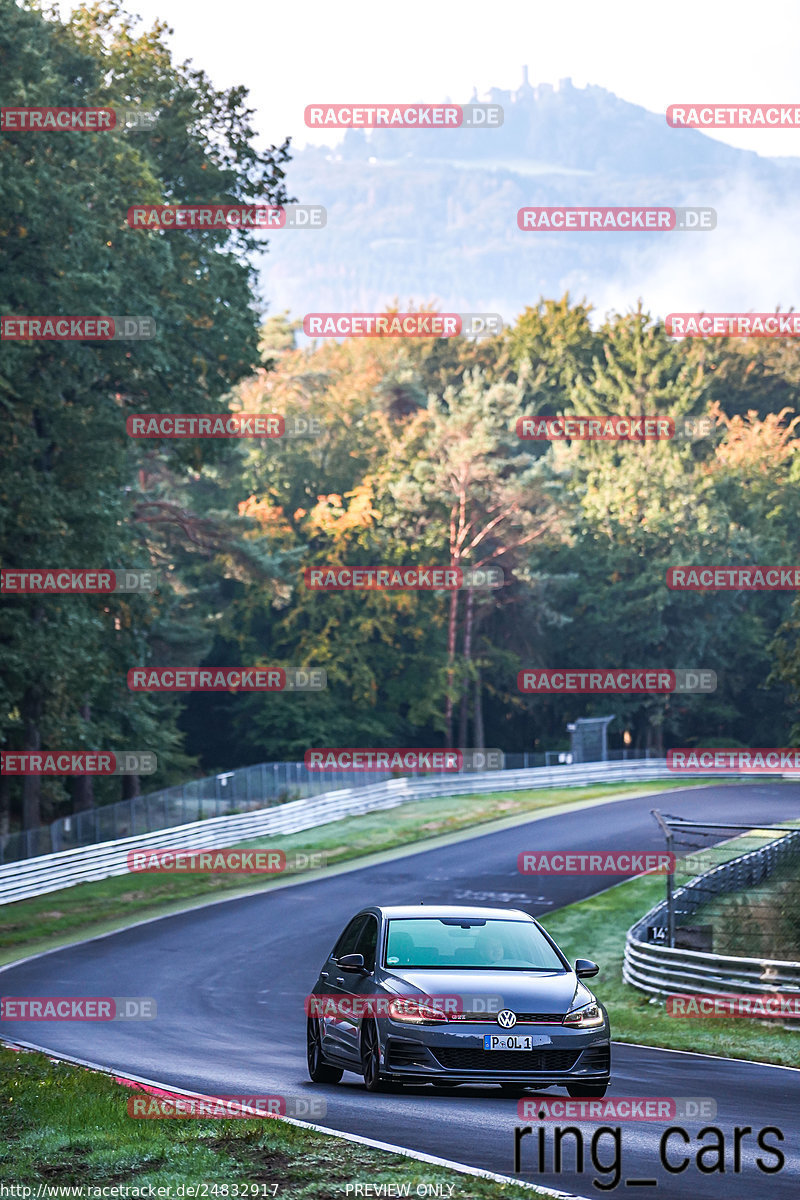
384,918,566,970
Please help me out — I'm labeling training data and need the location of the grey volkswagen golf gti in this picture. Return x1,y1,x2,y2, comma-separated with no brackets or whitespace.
306,904,610,1094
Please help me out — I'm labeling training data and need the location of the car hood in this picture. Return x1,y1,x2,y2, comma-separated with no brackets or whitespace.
382,968,580,1013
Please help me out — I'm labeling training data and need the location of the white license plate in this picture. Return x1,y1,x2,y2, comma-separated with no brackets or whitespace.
483,1033,550,1050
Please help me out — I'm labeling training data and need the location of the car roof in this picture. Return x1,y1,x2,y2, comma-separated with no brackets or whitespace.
366,905,535,921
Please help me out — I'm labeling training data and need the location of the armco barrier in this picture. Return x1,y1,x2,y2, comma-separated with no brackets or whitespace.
623,830,800,998
0,759,699,905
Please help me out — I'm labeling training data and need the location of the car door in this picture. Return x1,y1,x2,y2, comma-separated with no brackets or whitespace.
319,914,368,1062
336,913,381,1061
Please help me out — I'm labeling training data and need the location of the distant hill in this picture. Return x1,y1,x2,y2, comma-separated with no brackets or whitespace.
257,72,800,324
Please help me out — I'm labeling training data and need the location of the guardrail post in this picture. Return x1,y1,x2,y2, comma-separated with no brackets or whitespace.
666,842,675,949
652,809,676,948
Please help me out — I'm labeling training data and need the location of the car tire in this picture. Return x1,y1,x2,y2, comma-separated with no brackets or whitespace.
361,1020,393,1092
566,1082,609,1098
307,1017,343,1084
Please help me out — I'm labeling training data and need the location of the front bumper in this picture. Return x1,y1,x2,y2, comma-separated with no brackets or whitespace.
379,1020,610,1083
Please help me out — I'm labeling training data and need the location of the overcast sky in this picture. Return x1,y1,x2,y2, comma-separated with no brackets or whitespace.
61,0,800,157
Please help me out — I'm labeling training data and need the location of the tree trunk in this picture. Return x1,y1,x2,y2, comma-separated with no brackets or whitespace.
444,582,459,745
73,775,95,812
122,773,141,800
73,702,95,812
0,770,10,839
20,602,46,829
457,687,469,748
652,709,665,756
646,712,665,756
21,685,43,829
458,587,475,746
474,666,485,750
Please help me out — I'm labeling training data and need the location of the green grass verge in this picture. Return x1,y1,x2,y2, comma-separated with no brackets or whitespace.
541,873,800,1069
0,780,696,962
0,1046,539,1195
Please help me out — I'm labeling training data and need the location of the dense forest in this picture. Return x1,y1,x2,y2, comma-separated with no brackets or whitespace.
1,0,799,836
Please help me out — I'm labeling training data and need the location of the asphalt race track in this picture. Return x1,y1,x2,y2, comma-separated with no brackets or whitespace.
2,782,800,1198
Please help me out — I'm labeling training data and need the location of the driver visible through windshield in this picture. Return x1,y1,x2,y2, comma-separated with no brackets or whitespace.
384,918,567,970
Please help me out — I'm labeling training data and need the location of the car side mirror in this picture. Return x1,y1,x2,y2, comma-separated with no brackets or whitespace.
575,958,599,978
338,952,369,973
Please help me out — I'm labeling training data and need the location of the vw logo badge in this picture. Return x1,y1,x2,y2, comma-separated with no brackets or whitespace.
497,1009,517,1028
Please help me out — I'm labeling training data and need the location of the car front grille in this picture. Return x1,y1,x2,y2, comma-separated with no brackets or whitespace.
432,1048,581,1072
449,1012,565,1024
509,1012,566,1025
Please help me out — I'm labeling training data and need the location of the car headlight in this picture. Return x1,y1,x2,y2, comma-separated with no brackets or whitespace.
563,1001,605,1028
387,998,449,1024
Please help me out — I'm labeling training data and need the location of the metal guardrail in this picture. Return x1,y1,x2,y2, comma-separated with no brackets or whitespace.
623,940,800,996
0,759,692,905
0,749,657,865
623,830,800,997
